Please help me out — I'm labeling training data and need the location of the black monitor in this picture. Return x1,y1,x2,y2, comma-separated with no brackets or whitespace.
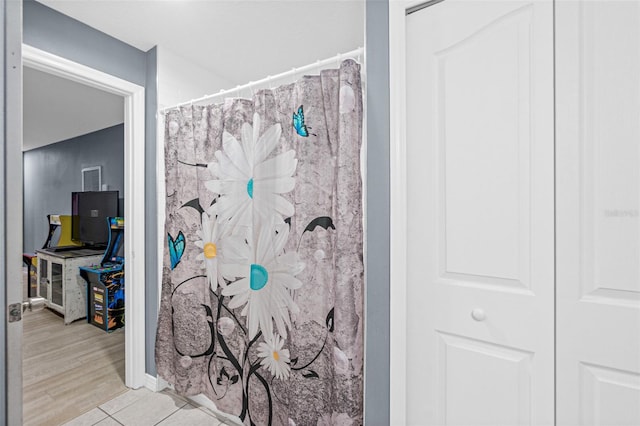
71,191,119,248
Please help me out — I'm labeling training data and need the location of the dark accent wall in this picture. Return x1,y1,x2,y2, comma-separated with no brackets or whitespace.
365,0,390,424
23,124,124,254
23,0,159,376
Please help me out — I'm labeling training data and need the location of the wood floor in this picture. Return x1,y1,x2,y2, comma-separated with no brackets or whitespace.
22,308,127,425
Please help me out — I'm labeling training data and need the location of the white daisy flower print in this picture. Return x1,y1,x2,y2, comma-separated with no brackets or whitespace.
205,113,297,231
222,223,304,339
194,212,226,291
257,334,291,380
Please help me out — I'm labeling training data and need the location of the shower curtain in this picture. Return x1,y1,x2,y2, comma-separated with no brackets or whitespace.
156,59,364,426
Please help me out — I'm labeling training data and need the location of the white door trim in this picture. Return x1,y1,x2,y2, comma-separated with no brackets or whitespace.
388,1,424,424
22,44,146,389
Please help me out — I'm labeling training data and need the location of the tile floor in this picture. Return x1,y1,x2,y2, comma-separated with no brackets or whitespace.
62,387,226,426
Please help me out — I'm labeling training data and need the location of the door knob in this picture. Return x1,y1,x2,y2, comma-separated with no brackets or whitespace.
22,297,46,312
8,297,47,323
471,308,486,322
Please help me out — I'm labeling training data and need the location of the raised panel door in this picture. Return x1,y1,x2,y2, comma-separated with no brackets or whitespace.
405,1,554,424
556,1,640,424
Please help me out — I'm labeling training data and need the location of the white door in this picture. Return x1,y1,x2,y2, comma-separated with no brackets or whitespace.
405,1,554,424
556,1,640,424
3,0,24,423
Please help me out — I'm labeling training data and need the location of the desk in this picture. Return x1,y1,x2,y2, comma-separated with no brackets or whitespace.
36,248,103,324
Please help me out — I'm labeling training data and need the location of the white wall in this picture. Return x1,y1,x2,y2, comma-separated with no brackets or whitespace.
157,46,234,109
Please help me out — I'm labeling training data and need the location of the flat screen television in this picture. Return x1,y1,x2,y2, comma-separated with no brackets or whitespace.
71,191,119,248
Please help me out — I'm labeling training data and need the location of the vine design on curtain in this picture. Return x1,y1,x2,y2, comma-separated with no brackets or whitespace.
156,60,364,426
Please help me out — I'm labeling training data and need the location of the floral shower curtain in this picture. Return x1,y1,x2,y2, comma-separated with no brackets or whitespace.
156,59,364,426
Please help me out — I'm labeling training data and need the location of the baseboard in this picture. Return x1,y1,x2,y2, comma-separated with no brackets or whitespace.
144,374,157,391
144,373,169,392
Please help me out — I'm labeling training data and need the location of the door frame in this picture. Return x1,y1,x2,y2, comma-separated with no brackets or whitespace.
388,1,425,424
21,44,146,388
5,0,23,423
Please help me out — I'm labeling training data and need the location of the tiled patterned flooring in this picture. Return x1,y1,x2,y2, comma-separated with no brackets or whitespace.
62,387,225,426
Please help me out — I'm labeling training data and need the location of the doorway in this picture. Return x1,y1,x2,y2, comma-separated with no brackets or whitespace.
14,45,147,424
390,0,640,424
22,63,126,424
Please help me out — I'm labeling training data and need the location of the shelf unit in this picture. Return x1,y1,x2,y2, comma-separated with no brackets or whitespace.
36,248,103,324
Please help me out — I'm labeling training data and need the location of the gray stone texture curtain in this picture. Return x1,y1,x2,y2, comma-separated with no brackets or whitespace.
156,59,364,426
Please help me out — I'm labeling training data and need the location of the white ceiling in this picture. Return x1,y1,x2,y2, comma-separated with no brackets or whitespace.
37,0,364,85
25,0,364,150
23,67,124,151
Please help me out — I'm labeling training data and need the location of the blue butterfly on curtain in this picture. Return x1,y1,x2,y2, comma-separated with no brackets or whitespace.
292,105,317,137
167,231,185,270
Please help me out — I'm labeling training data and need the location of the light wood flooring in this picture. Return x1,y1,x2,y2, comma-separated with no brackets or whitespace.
23,307,127,425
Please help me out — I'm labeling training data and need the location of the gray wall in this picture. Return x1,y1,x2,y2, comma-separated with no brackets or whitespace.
23,124,124,254
144,46,158,376
24,0,159,375
365,0,390,424
23,0,144,87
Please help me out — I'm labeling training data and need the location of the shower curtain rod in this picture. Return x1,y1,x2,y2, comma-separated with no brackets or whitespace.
160,47,364,112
